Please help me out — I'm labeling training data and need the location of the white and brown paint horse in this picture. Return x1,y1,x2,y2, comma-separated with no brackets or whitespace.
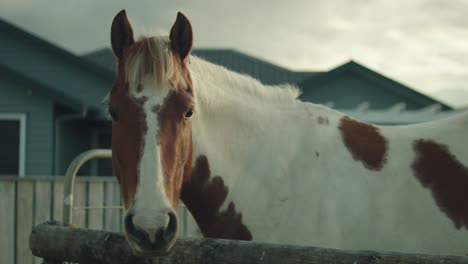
108,10,468,256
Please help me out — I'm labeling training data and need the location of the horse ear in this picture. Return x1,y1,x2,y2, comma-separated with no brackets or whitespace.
170,12,193,62
111,10,135,61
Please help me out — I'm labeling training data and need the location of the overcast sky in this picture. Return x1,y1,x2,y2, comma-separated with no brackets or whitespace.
1,0,468,107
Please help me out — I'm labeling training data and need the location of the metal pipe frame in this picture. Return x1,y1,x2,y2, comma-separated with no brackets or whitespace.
62,149,112,225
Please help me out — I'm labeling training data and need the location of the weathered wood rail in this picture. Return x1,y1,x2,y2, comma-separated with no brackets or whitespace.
30,222,468,264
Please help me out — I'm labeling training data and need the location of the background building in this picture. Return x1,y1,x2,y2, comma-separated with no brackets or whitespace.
0,18,456,177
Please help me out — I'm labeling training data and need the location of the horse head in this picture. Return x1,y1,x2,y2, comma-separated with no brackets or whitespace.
108,10,194,255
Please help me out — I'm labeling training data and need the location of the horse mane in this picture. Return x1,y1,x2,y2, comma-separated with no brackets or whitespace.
120,33,301,107
122,36,185,91
187,55,301,107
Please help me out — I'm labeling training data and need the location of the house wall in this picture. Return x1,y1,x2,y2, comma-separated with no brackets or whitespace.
0,22,113,117
299,72,425,110
55,119,93,176
0,26,112,110
0,71,54,175
55,119,113,176
0,20,115,176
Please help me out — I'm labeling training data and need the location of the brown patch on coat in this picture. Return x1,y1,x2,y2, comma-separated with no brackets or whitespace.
317,116,329,125
157,88,194,207
412,139,468,229
136,83,143,93
109,64,148,209
339,116,387,171
181,155,253,240
151,105,160,113
134,96,148,105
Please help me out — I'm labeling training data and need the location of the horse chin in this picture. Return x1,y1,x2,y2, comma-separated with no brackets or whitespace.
126,234,177,256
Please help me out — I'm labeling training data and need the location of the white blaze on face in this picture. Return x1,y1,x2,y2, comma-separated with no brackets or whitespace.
130,82,172,242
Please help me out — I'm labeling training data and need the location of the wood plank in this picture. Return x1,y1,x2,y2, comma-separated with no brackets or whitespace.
34,180,52,264
73,181,87,228
104,182,122,232
34,181,52,224
30,223,468,264
182,205,202,237
16,181,34,264
52,180,64,222
178,205,187,236
116,184,125,233
88,182,104,230
0,180,16,264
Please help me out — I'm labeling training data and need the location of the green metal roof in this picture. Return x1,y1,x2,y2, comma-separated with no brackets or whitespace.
298,61,453,110
0,17,114,117
82,48,318,86
0,63,85,112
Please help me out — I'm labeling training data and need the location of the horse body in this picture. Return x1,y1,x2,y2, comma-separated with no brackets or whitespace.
187,57,468,255
108,10,468,256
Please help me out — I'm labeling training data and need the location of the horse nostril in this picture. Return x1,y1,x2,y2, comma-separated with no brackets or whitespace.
124,210,178,251
164,211,178,241
124,212,141,236
124,212,135,233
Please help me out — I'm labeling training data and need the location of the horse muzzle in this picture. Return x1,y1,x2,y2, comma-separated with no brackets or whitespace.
123,209,178,255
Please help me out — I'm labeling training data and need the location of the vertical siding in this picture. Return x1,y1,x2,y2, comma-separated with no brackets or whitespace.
0,73,54,175
56,120,93,175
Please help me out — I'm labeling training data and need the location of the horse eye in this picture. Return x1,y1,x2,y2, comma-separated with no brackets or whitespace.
108,108,119,121
184,109,194,120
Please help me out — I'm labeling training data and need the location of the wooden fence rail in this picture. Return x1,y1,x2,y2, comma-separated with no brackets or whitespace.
30,222,468,264
0,176,200,264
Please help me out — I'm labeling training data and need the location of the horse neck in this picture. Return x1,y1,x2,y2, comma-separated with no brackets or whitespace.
180,56,344,238
188,56,307,175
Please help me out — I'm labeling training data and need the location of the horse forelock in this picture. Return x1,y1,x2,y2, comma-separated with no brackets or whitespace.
122,35,188,94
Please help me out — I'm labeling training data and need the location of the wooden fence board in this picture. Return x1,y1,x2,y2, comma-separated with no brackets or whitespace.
33,181,52,264
52,180,64,222
16,181,34,264
104,182,122,232
88,182,104,230
73,181,87,228
34,181,52,224
0,180,16,264
0,176,199,264
183,206,201,237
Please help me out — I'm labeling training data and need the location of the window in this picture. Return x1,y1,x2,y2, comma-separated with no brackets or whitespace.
91,127,113,176
0,114,26,176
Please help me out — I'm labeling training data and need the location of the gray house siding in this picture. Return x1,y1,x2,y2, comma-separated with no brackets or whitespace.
298,61,452,111
0,20,114,118
55,120,113,176
0,71,54,175
56,119,93,175
300,72,423,110
0,34,109,109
